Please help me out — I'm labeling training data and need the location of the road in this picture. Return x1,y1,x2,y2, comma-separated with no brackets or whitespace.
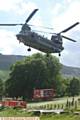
27,96,80,108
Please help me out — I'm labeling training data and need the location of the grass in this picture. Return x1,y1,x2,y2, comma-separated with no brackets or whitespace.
0,108,33,117
40,114,80,120
0,96,80,119
0,108,80,120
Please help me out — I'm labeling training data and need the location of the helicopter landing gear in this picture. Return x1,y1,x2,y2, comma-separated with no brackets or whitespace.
59,53,61,56
27,47,31,52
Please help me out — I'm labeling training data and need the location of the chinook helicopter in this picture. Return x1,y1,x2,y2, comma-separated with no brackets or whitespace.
0,9,79,56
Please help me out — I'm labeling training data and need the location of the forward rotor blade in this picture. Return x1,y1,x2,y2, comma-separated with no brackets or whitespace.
0,23,53,29
0,24,23,26
26,9,38,23
62,35,76,42
59,22,79,33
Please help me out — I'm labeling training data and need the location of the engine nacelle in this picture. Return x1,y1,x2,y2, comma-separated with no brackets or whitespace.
51,34,62,43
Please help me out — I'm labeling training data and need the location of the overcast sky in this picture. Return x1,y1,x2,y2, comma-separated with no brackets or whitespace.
0,0,80,67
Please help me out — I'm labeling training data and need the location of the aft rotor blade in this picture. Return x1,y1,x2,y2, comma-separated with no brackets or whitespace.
26,9,38,23
32,30,53,34
29,24,54,30
0,24,23,26
62,35,76,42
59,22,79,33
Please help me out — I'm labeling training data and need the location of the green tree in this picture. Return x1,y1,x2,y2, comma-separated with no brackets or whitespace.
5,53,62,99
68,77,80,96
55,76,67,97
0,78,3,99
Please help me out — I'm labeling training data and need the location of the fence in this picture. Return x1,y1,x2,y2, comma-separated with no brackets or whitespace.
0,117,40,120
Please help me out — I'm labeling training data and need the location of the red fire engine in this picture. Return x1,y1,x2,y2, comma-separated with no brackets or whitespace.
0,98,26,108
33,89,55,100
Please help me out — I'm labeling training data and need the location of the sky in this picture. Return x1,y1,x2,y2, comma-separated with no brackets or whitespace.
0,0,80,67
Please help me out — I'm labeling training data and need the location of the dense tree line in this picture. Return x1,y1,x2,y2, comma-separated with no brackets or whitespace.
0,53,80,100
5,53,62,99
0,78,4,99
68,77,80,96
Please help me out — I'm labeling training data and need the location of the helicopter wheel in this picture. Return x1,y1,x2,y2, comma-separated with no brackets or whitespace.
59,53,61,56
27,47,31,52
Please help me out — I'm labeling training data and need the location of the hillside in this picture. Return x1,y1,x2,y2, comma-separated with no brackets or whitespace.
0,54,80,80
0,70,10,81
0,54,25,70
0,54,25,80
61,65,80,77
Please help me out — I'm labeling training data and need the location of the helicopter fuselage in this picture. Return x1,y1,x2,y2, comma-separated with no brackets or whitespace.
0,9,79,56
16,30,64,54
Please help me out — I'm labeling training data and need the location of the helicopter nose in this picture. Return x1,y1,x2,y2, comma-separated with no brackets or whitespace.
16,34,19,39
16,34,23,42
16,34,21,40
